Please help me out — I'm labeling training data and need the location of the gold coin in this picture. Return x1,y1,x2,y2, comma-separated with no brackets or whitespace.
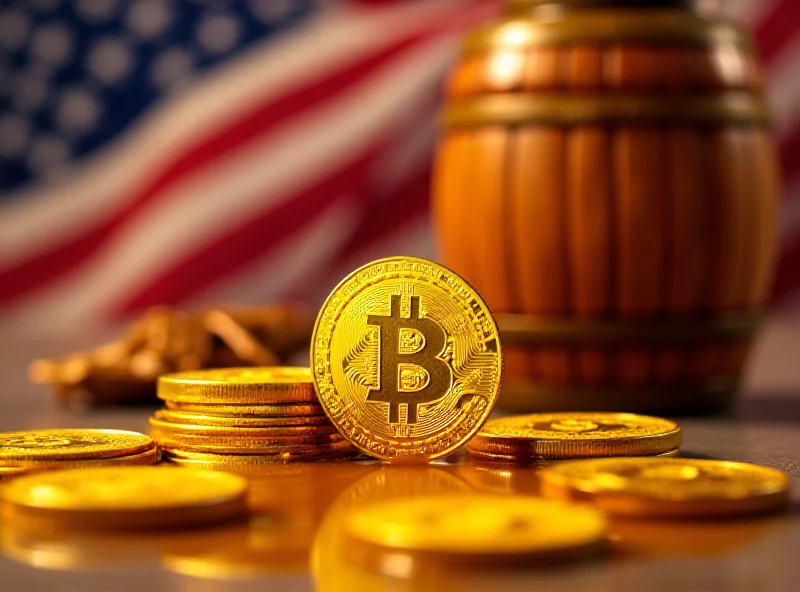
466,447,680,464
0,429,155,462
158,367,317,404
539,458,791,518
162,445,359,467
154,432,347,455
5,447,161,470
149,417,338,438
312,256,503,462
153,409,331,428
165,401,325,417
1,466,248,528
466,413,681,459
343,495,607,565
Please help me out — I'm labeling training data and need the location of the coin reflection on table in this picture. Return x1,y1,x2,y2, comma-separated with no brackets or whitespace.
161,462,379,581
312,465,475,591
454,457,544,495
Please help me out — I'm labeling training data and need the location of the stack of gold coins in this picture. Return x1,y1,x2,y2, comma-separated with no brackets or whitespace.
466,412,681,463
1,466,248,529
0,429,159,480
150,367,359,465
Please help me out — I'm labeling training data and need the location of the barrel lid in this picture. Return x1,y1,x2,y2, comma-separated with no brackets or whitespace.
507,0,694,14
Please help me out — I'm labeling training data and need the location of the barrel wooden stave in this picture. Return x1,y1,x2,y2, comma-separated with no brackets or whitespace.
435,9,778,411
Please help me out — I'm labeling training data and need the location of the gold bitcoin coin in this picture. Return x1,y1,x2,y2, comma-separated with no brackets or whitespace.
343,495,607,566
158,367,317,404
1,466,248,528
465,446,680,465
466,413,680,460
539,458,791,518
165,401,325,417
154,409,331,428
312,256,503,461
0,429,155,462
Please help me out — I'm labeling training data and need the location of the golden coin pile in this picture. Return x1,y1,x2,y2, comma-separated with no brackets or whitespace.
1,466,248,529
466,412,682,462
10,255,793,577
0,429,159,480
150,367,359,465
29,304,314,407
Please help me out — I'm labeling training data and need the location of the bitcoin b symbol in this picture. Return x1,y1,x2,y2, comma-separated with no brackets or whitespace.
367,294,452,424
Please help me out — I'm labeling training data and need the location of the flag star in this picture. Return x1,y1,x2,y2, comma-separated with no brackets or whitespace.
0,10,30,51
127,0,173,40
151,47,194,90
87,38,133,85
248,0,294,25
12,71,50,112
197,14,241,55
28,133,70,174
56,87,101,134
76,0,118,23
31,23,73,67
30,0,62,12
0,114,31,158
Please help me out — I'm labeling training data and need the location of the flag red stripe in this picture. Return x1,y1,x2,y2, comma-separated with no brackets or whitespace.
754,0,800,63
778,127,800,192
771,234,800,303
0,18,449,305
107,139,391,317
336,164,432,263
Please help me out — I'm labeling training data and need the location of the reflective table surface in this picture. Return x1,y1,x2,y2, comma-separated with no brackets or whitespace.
1,315,799,592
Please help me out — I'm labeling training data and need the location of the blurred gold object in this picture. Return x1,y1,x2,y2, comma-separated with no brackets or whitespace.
1,467,248,529
154,409,330,427
312,256,503,462
29,304,314,407
157,367,317,404
161,444,359,466
466,413,681,460
164,401,324,417
151,367,355,462
539,458,791,518
149,417,338,438
343,495,607,568
0,429,155,462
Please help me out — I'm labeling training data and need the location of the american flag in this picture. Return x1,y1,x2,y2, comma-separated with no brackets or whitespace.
0,0,797,333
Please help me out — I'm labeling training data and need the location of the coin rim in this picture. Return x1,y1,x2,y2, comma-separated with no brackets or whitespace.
466,413,681,459
0,429,155,461
310,256,503,461
157,367,317,404
538,458,792,518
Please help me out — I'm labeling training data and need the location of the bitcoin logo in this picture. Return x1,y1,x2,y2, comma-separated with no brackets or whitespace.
312,256,502,461
366,294,452,424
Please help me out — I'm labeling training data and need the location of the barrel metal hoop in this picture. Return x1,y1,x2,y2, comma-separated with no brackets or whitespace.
444,93,770,128
497,312,761,345
463,12,751,53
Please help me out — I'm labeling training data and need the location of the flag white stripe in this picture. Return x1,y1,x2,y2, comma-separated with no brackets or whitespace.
0,0,463,265
195,108,439,309
191,199,361,307
1,34,460,329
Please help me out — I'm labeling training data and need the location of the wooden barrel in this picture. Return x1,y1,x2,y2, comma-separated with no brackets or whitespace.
433,0,779,414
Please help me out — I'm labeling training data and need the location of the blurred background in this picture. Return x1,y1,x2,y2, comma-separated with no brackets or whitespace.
0,0,797,336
